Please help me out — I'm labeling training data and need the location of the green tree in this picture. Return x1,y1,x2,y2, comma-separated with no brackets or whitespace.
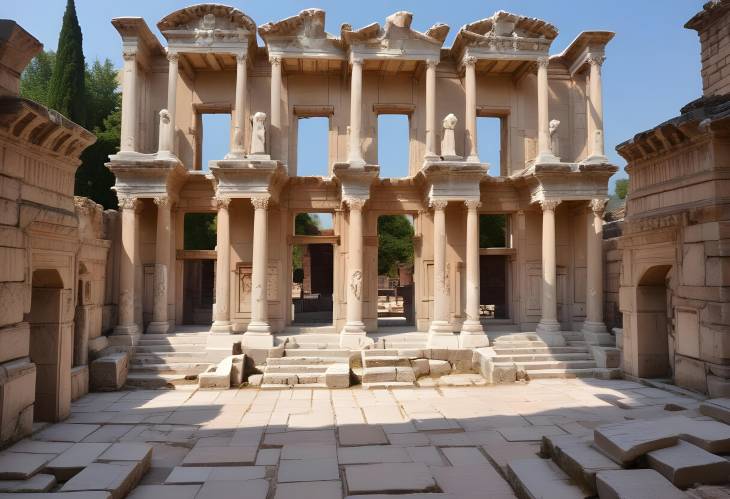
614,178,629,200
184,213,217,250
378,215,414,276
47,0,86,126
479,214,506,248
292,214,321,277
74,107,120,209
85,59,119,131
19,51,55,105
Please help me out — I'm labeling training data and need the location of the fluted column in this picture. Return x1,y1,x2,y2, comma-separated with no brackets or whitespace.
536,56,559,164
228,53,247,158
348,56,365,166
586,54,607,162
211,196,232,333
114,196,140,337
583,199,611,344
464,56,479,162
166,52,179,155
340,197,367,348
148,197,171,333
120,50,138,153
269,56,282,160
536,199,566,345
425,59,438,160
461,200,488,347
244,195,273,346
428,199,458,347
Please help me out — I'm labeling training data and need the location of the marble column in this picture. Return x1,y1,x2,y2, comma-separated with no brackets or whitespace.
536,56,559,164
586,54,607,162
340,197,367,348
148,196,171,333
464,56,479,162
229,53,247,158
583,199,611,344
270,56,282,160
536,199,566,345
211,196,232,333
348,56,365,166
120,50,138,153
166,52,179,155
460,200,489,347
114,196,139,336
244,195,273,346
425,59,438,160
428,199,458,347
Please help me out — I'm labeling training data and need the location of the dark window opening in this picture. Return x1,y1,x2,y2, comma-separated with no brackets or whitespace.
184,213,217,250
479,214,508,248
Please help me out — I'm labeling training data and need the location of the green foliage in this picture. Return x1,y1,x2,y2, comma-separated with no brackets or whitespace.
479,215,506,248
74,107,120,209
184,213,217,250
295,213,321,236
614,179,629,200
85,59,119,130
19,51,55,105
378,215,414,276
47,0,86,126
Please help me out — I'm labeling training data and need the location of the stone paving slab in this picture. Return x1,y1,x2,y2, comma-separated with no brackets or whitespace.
59,461,141,499
277,458,340,482
195,478,269,499
165,465,266,484
338,424,389,446
126,484,201,499
497,425,567,442
441,447,489,467
264,430,336,446
676,417,730,453
33,423,100,442
180,445,258,466
543,434,621,492
699,398,730,424
431,464,516,499
45,443,112,481
280,443,336,460
507,458,587,499
0,493,112,498
0,452,51,480
337,445,411,464
647,441,730,489
347,496,453,499
274,481,342,499
97,443,153,465
345,463,436,494
0,474,56,492
7,441,73,455
596,469,690,499
593,418,678,464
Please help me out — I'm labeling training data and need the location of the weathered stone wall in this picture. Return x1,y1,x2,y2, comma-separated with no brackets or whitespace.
686,0,730,98
603,234,622,331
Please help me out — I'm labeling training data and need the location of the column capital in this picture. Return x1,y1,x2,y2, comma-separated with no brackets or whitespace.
430,199,449,210
536,56,550,69
251,195,271,210
350,55,364,65
539,198,561,211
215,196,231,209
166,51,179,64
343,196,366,211
464,199,482,210
463,56,477,67
153,196,171,208
587,53,606,68
117,195,139,211
589,198,608,215
235,52,247,64
269,55,282,66
426,59,439,69
122,50,137,62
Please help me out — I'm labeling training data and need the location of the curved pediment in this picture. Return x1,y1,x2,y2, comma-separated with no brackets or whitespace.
157,4,256,48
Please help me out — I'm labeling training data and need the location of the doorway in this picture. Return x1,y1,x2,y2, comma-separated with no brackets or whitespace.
377,214,415,327
635,265,673,378
480,255,508,319
182,213,217,325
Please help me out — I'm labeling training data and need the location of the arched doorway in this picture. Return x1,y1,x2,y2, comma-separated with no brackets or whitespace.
635,264,673,378
25,268,73,422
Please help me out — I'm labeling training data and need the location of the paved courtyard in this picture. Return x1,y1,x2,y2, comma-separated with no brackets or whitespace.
0,378,712,498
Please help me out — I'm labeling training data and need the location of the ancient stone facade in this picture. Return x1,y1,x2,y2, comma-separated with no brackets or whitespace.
615,0,730,395
107,5,617,358
0,21,113,447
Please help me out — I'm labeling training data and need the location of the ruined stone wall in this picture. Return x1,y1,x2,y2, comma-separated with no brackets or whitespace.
687,0,730,98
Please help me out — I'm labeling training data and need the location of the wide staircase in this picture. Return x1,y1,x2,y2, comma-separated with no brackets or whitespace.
490,331,598,379
126,331,212,388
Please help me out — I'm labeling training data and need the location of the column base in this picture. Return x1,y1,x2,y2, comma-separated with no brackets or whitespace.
459,321,489,348
345,157,367,168
241,331,274,348
535,320,566,346
466,154,480,163
146,321,170,334
427,321,459,348
581,154,610,165
339,332,373,349
113,324,139,336
581,321,613,345
535,153,561,165
210,321,233,334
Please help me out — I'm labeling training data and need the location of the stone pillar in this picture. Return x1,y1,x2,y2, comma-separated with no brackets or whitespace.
148,197,172,333
269,56,282,160
425,59,438,159
428,199,458,347
211,196,232,333
166,52,179,155
583,199,611,344
464,56,479,162
536,56,558,164
114,196,139,336
229,53,247,158
536,199,565,345
120,50,138,153
244,195,273,346
340,197,367,348
348,56,365,166
460,200,488,347
586,54,607,162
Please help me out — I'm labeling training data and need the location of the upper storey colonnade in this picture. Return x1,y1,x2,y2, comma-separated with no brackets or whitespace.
111,6,614,175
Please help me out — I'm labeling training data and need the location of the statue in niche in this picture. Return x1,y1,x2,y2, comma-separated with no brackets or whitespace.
549,119,561,159
441,113,458,159
350,270,363,301
249,111,267,156
157,109,171,154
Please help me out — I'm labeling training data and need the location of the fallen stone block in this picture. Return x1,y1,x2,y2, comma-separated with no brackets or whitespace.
325,364,350,388
0,473,56,492
45,442,111,481
410,358,429,378
647,440,730,489
0,452,50,479
428,359,451,377
248,374,263,386
362,367,396,383
60,461,142,499
507,457,589,499
591,346,620,368
699,398,730,425
596,469,690,499
677,417,730,453
90,353,128,391
345,463,436,495
593,418,678,465
396,367,416,382
542,434,621,493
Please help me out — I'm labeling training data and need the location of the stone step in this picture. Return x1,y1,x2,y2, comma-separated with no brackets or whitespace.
264,364,330,374
262,372,325,385
507,458,590,499
542,435,621,494
131,353,209,364
129,362,211,375
283,348,351,358
362,356,410,368
491,340,552,348
268,356,350,366
567,340,588,347
134,345,206,353
494,360,597,370
362,349,402,357
281,325,337,334
362,366,415,383
136,338,208,346
493,353,593,363
260,382,328,390
125,372,195,389
492,346,590,355
525,368,597,379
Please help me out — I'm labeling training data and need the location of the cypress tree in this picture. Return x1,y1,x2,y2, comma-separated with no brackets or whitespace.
47,0,86,126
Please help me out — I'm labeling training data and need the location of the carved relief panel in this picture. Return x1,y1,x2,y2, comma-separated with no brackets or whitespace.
237,262,280,314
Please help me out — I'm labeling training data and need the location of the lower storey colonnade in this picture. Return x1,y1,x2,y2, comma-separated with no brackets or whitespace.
112,194,610,348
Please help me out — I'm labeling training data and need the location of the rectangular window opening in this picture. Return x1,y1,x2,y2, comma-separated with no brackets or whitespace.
293,212,334,236
377,114,410,178
479,214,508,248
297,117,329,177
200,113,231,171
377,214,415,327
477,116,503,177
184,213,217,250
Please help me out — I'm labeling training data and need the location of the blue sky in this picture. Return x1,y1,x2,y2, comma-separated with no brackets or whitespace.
4,0,704,188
